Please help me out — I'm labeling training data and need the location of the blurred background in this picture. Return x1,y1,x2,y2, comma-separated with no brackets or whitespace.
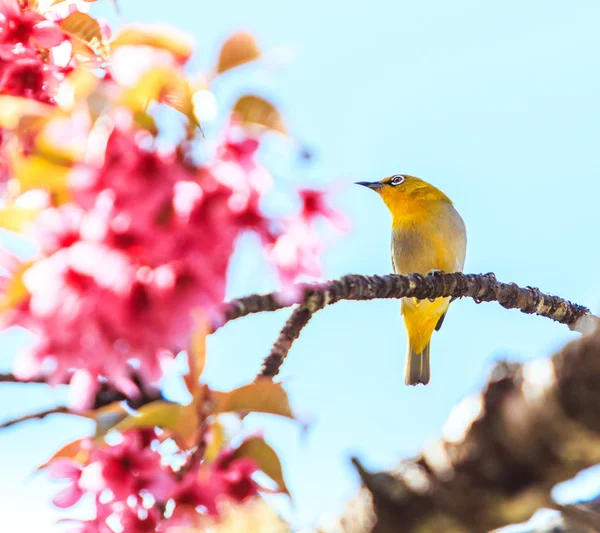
3,0,600,530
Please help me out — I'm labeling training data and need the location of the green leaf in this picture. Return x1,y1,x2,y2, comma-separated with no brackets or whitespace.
233,437,290,495
37,438,89,471
88,402,129,439
121,67,200,130
8,147,72,197
204,418,224,462
232,95,286,135
59,12,107,59
113,400,199,449
0,207,39,233
213,381,294,419
216,32,260,74
111,25,193,61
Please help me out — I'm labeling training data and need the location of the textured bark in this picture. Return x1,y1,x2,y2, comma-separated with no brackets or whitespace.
258,305,314,379
315,327,600,533
217,272,591,332
222,272,594,380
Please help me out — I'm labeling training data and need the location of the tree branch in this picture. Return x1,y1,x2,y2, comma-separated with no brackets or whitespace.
258,303,315,379
316,324,600,533
233,272,593,380
0,373,51,384
216,272,593,333
0,406,71,429
0,375,164,430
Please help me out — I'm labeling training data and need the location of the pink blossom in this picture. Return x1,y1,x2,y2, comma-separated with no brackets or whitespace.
298,188,349,231
47,458,85,508
109,506,161,533
81,429,175,502
0,47,61,101
6,115,340,407
172,451,259,516
267,216,323,286
0,0,63,49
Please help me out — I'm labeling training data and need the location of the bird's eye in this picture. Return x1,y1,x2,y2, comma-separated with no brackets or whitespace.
390,175,405,186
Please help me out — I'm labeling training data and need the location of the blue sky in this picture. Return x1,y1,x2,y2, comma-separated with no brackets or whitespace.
3,0,600,530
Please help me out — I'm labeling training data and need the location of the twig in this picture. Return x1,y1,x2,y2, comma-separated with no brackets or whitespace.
0,375,164,430
0,406,71,429
0,373,51,384
258,304,315,379
216,272,593,333
315,324,600,533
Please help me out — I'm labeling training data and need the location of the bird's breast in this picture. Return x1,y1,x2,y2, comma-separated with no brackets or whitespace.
391,204,466,276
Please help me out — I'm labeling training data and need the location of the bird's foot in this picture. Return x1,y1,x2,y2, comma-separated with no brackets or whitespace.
426,269,445,276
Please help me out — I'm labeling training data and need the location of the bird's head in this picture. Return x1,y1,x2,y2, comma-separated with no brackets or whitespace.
356,174,451,216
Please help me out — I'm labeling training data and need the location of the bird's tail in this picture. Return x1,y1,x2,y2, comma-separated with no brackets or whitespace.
404,341,430,386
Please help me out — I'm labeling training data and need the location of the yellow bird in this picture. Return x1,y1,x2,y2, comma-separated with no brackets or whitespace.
356,174,466,385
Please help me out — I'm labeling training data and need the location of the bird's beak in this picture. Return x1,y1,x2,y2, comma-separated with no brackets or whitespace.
355,181,383,191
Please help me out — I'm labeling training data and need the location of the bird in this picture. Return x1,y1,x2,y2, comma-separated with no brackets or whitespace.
356,174,466,385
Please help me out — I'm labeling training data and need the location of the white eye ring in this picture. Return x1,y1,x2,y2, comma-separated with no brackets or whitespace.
390,175,405,186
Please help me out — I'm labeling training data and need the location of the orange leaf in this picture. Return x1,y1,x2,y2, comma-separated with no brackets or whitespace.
213,381,294,419
37,438,89,471
233,437,290,495
216,32,260,74
232,95,286,135
111,25,193,62
184,317,209,395
0,260,32,314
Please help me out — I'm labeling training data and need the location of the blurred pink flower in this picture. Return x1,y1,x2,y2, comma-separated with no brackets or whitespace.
0,47,61,101
47,458,85,508
172,451,259,516
267,216,322,286
0,0,63,49
110,506,160,533
298,188,348,231
80,429,175,502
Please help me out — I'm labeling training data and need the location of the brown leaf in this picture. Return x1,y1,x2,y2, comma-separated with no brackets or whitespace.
232,95,286,135
217,32,260,74
59,12,107,59
213,381,294,419
111,25,193,62
37,438,89,471
233,437,290,495
0,96,53,129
